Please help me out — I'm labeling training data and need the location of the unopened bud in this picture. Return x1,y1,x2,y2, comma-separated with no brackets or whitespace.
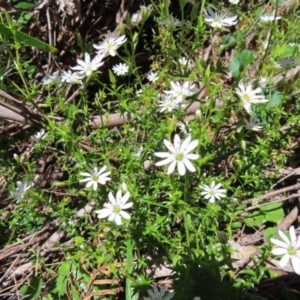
217,231,228,244
195,109,202,121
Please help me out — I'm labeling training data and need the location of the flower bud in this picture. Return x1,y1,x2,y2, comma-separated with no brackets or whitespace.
217,231,228,244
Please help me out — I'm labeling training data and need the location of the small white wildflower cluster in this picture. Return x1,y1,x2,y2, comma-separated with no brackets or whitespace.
158,81,196,113
43,30,127,85
79,165,133,225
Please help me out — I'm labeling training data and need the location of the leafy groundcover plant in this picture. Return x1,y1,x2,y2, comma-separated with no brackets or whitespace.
1,0,300,299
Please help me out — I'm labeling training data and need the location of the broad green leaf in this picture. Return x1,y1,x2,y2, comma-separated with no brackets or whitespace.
20,277,42,299
272,44,299,57
14,2,36,9
56,274,67,296
260,202,282,212
231,221,242,228
264,227,278,241
244,211,266,228
58,261,71,276
0,22,57,53
229,49,254,77
265,89,282,108
265,207,284,223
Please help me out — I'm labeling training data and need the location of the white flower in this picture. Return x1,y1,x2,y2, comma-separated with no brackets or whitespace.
94,30,127,57
11,180,34,202
80,165,111,191
157,94,179,113
235,80,268,114
203,8,238,28
155,134,199,176
61,70,83,84
200,181,226,203
158,16,182,31
112,63,129,76
131,12,142,25
70,53,103,77
164,81,196,103
42,71,62,86
244,117,263,131
34,129,47,141
136,89,143,96
270,226,300,275
144,286,175,300
275,57,298,69
134,145,143,158
178,121,191,135
260,13,281,22
147,71,159,82
262,40,271,50
178,57,190,66
95,190,133,225
229,0,239,4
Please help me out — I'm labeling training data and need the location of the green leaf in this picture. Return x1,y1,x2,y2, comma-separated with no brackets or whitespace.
264,227,278,241
231,221,242,228
14,1,36,9
244,211,266,228
272,44,299,57
58,261,71,276
260,202,282,212
74,236,85,246
229,49,254,77
71,285,81,300
0,22,57,53
108,69,116,85
56,274,67,296
20,277,42,299
265,207,284,223
265,89,282,108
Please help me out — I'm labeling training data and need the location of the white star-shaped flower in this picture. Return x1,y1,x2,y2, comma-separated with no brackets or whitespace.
94,30,127,57
61,70,83,84
260,13,281,22
270,226,300,275
147,71,159,82
235,80,268,114
70,53,103,77
157,94,179,113
95,190,133,225
11,180,34,202
244,117,263,132
164,81,195,103
144,285,175,300
80,165,111,191
155,134,199,176
42,71,62,86
200,181,226,203
33,129,48,141
112,63,129,76
203,8,238,28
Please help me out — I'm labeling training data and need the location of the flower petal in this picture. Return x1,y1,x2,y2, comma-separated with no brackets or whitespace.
279,253,290,268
